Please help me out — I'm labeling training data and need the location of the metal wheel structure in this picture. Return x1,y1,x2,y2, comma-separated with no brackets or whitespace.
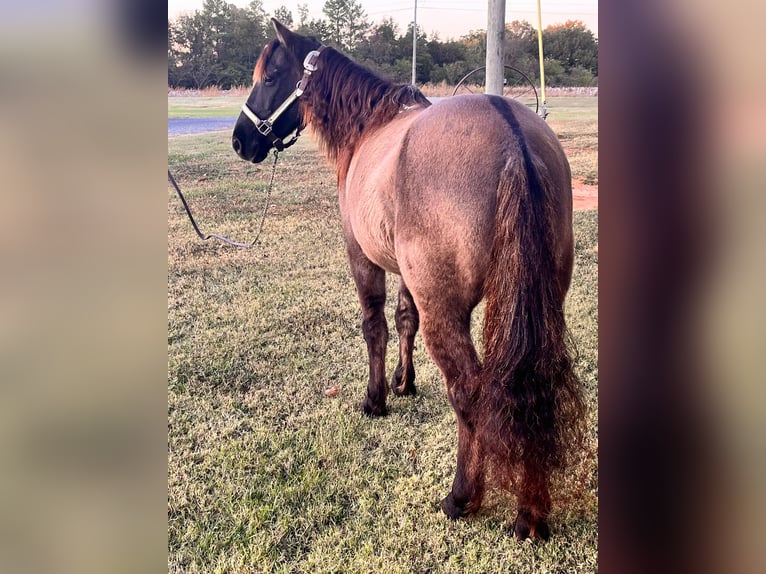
451,65,539,114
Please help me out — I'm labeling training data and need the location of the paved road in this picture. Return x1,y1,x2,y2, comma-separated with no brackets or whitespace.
168,117,237,136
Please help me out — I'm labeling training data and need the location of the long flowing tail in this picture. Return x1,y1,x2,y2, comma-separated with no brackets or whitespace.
480,112,585,512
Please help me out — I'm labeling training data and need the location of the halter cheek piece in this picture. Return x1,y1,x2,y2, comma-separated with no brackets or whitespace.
240,46,325,152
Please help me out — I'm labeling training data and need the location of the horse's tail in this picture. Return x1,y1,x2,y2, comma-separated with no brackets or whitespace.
480,110,585,508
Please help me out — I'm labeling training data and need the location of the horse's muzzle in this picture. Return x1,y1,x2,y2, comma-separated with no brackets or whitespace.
232,135,243,155
231,128,269,164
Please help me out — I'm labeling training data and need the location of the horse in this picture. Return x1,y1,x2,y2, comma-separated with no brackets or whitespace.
232,19,585,540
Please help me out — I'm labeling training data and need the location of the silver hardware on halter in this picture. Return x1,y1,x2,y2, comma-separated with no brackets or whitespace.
255,118,273,136
303,50,321,72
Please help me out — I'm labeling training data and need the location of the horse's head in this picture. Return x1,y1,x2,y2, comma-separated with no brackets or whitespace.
232,20,321,163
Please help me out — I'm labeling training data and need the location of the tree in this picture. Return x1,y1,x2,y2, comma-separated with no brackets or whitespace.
322,0,344,47
298,4,309,28
174,11,217,88
202,0,233,64
543,20,598,76
273,5,294,27
247,0,267,20
459,30,487,70
504,21,536,63
167,11,597,89
542,57,566,86
219,5,269,87
565,65,595,86
297,17,333,40
169,1,269,89
427,37,469,85
355,18,403,70
322,0,370,53
500,20,539,82
428,38,467,68
400,21,432,83
168,19,180,86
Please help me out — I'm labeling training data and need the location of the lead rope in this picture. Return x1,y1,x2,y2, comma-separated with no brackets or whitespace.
168,149,279,249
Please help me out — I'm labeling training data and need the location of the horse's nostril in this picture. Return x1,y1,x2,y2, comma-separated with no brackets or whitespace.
232,136,242,154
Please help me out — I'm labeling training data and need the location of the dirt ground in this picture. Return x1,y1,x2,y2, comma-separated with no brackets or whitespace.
573,180,598,210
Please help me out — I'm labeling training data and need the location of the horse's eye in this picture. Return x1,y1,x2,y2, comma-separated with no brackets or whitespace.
264,76,275,87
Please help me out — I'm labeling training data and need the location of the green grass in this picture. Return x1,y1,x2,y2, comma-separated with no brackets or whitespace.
169,96,244,118
168,108,598,572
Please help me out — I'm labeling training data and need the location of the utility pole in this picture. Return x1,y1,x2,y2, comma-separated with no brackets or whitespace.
411,0,418,85
486,0,505,95
535,0,548,118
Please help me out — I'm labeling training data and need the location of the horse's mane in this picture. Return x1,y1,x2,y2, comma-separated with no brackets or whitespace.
300,48,431,184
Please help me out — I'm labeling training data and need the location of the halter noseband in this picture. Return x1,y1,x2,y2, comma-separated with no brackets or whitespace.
240,46,325,152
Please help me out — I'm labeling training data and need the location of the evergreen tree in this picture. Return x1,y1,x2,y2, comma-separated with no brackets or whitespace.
273,5,294,28
321,0,370,53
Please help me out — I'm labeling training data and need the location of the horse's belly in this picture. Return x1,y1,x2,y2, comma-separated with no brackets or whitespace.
352,204,400,274
346,129,411,275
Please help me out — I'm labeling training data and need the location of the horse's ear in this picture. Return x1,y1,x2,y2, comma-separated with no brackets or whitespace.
271,18,294,46
271,18,318,64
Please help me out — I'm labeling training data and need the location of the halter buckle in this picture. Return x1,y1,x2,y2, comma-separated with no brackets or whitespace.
303,50,321,72
256,120,273,137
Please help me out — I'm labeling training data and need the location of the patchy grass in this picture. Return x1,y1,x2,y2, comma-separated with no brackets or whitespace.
545,97,599,186
168,114,597,572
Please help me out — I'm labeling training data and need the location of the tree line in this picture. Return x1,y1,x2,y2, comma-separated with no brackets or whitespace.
168,0,598,89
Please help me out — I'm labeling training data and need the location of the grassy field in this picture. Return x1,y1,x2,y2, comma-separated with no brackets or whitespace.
168,95,244,118
544,98,599,186
168,96,598,573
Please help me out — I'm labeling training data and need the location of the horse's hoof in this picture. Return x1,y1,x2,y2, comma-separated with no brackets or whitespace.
440,493,472,520
513,511,550,541
361,399,387,417
391,365,417,396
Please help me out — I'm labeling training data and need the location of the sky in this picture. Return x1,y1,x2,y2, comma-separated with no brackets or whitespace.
167,1,598,40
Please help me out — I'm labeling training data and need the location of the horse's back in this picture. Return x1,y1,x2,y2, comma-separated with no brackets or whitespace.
402,95,570,197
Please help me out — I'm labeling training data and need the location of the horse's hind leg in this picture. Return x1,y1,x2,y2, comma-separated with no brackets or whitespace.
346,240,389,416
391,280,418,396
418,308,485,518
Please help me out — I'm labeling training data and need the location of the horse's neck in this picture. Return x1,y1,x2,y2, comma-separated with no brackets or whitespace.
306,52,430,188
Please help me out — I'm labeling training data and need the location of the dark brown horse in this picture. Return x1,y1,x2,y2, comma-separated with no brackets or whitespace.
232,20,585,540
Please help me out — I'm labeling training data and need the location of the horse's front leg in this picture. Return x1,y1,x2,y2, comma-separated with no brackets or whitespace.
346,239,389,416
391,279,418,396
